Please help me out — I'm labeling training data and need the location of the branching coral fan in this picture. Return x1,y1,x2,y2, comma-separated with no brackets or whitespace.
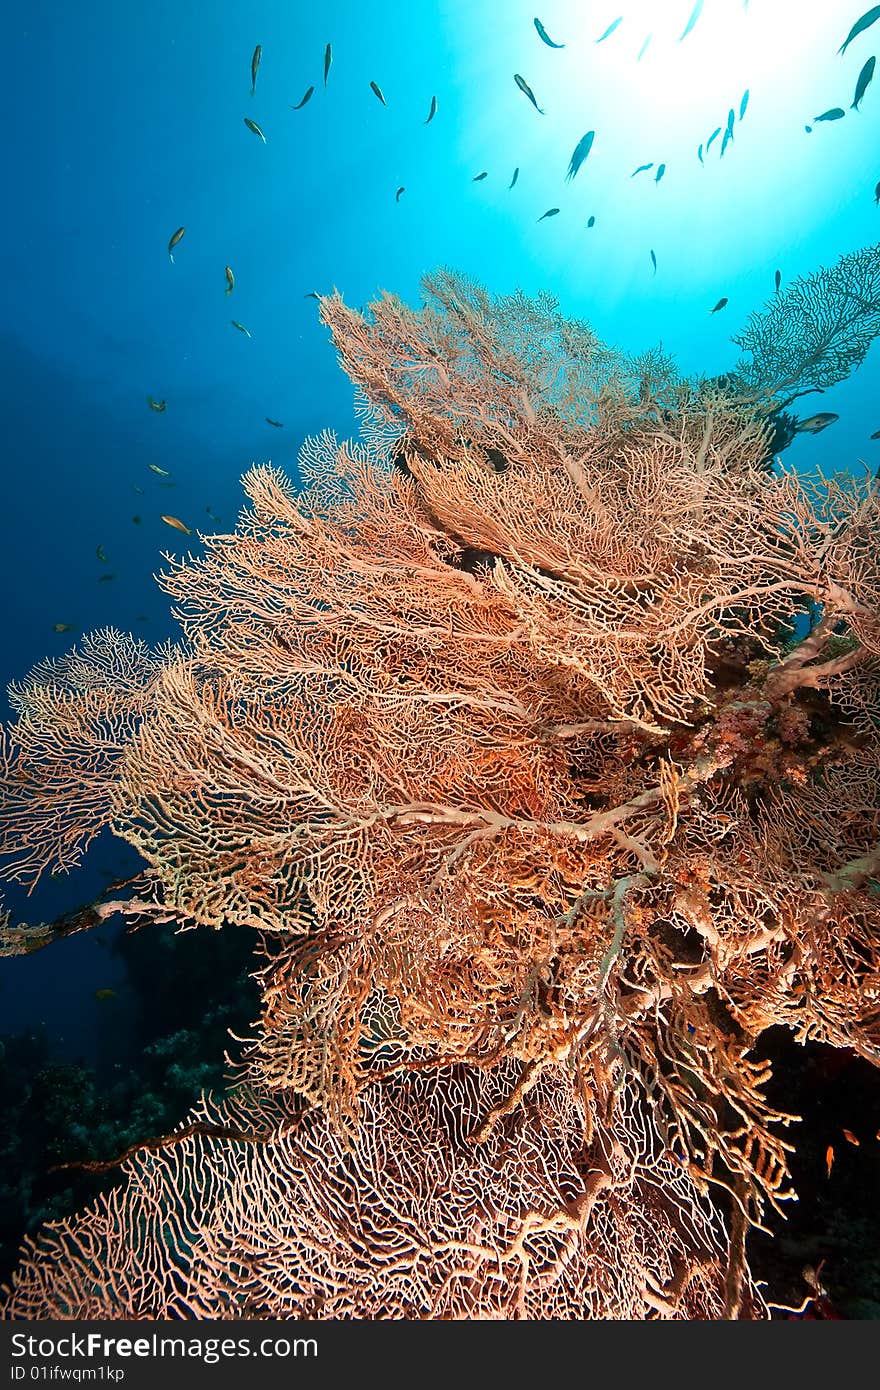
2,247,880,1319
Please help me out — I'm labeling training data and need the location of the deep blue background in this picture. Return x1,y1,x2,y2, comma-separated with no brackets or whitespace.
1,0,878,1059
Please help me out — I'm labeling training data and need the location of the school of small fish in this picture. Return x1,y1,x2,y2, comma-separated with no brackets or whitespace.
63,12,879,638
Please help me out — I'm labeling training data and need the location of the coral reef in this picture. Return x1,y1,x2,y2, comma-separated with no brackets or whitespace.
2,248,880,1319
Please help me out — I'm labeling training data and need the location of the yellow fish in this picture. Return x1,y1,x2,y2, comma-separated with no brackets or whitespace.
250,43,261,97
149,463,171,476
225,265,234,295
231,319,252,338
161,514,193,536
94,988,117,1001
53,623,75,633
147,396,167,412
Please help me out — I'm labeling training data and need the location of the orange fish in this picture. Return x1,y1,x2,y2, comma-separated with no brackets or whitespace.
825,1144,834,1178
161,515,193,537
842,1129,860,1147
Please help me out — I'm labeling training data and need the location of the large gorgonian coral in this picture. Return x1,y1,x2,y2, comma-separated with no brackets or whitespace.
2,248,880,1319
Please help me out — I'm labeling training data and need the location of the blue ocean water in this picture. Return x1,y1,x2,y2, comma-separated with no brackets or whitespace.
0,0,877,1052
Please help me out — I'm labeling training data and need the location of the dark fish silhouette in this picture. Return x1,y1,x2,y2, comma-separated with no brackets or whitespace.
586,215,595,227
852,55,876,109
147,398,166,413
709,297,728,313
875,179,880,204
631,162,653,176
739,88,750,119
244,117,266,142
266,418,284,428
814,107,846,121
231,319,252,337
537,207,560,221
596,17,622,42
324,43,332,86
795,412,839,433
650,249,657,274
370,80,386,105
291,87,314,110
706,126,722,150
870,427,880,438
697,143,704,163
509,167,519,188
775,268,782,293
654,163,666,182
225,265,234,295
424,94,438,123
514,73,544,112
679,0,704,41
472,171,487,181
250,44,261,97
167,226,185,262
565,130,595,180
534,18,564,47
838,7,880,55
396,185,405,200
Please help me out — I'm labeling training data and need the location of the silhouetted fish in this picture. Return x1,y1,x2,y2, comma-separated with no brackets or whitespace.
631,162,653,176
509,167,519,188
565,130,595,180
655,163,666,182
586,215,595,227
244,117,266,142
291,87,314,110
679,0,704,41
250,44,261,97
596,17,622,42
709,297,728,312
650,249,657,274
706,126,722,150
775,268,782,292
514,73,544,112
740,88,750,119
167,226,185,262
537,206,560,221
472,171,487,181
324,42,332,86
838,6,880,56
534,18,564,47
424,94,438,123
396,185,405,200
637,33,652,60
852,56,876,109
813,107,846,121
370,80,386,105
